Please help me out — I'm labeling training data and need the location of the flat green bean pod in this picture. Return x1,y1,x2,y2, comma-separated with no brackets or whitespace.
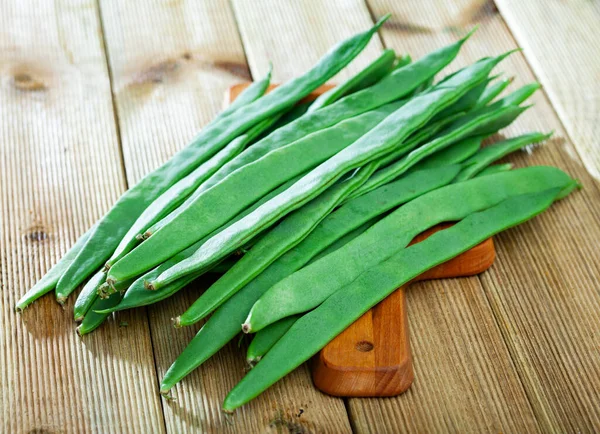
174,163,376,324
246,315,301,366
224,186,574,411
108,103,402,283
160,166,460,391
143,52,506,291
53,19,385,300
308,49,397,112
455,132,551,181
219,66,272,119
243,166,575,332
15,228,92,310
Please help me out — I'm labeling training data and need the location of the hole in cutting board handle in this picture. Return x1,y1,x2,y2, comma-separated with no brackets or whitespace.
356,341,374,352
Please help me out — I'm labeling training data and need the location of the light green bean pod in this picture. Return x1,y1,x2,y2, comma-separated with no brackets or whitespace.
476,163,513,177
246,315,301,366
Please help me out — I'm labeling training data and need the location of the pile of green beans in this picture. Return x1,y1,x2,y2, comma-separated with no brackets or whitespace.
15,19,579,413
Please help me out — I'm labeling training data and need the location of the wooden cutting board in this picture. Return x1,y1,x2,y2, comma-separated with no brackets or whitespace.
227,84,496,398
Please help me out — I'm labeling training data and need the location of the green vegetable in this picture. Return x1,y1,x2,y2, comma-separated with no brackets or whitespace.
140,51,507,293
308,49,397,112
243,166,572,332
160,165,459,391
223,185,574,411
246,315,300,366
455,132,551,181
73,270,106,321
473,76,513,109
416,135,482,169
50,19,386,300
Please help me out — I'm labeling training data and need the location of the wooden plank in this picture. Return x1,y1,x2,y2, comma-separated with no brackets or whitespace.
350,1,600,432
495,0,600,181
97,0,352,432
0,1,164,432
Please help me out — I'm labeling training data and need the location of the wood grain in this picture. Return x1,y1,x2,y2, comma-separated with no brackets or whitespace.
98,0,352,432
347,1,600,432
0,0,164,432
496,0,600,181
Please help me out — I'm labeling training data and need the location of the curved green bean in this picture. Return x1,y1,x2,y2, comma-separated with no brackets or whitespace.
456,132,552,181
159,165,460,391
15,228,92,310
107,103,402,283
243,166,572,332
220,66,272,119
140,52,505,292
246,315,300,366
53,19,385,300
224,186,574,411
73,270,106,321
308,49,397,112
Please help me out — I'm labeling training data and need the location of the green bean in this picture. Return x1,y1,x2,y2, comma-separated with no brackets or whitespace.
246,315,300,366
243,166,573,332
473,76,513,109
220,67,272,119
476,163,513,177
107,103,403,283
488,82,540,108
224,186,574,411
77,292,122,336
15,228,92,311
416,135,482,169
73,270,106,321
456,132,552,181
159,165,459,391
432,76,491,120
53,19,385,299
141,52,506,292
145,35,470,238
308,49,397,112
174,163,376,325
350,103,525,198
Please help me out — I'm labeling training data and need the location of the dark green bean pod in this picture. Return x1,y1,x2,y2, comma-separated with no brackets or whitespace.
52,19,386,300
224,185,575,411
243,166,574,332
473,76,513,109
416,134,482,169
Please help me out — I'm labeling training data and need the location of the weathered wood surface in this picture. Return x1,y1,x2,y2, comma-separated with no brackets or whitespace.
496,0,600,181
0,0,164,433
1,0,599,433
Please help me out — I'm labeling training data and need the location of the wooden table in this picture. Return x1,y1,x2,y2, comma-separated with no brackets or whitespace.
2,1,599,432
